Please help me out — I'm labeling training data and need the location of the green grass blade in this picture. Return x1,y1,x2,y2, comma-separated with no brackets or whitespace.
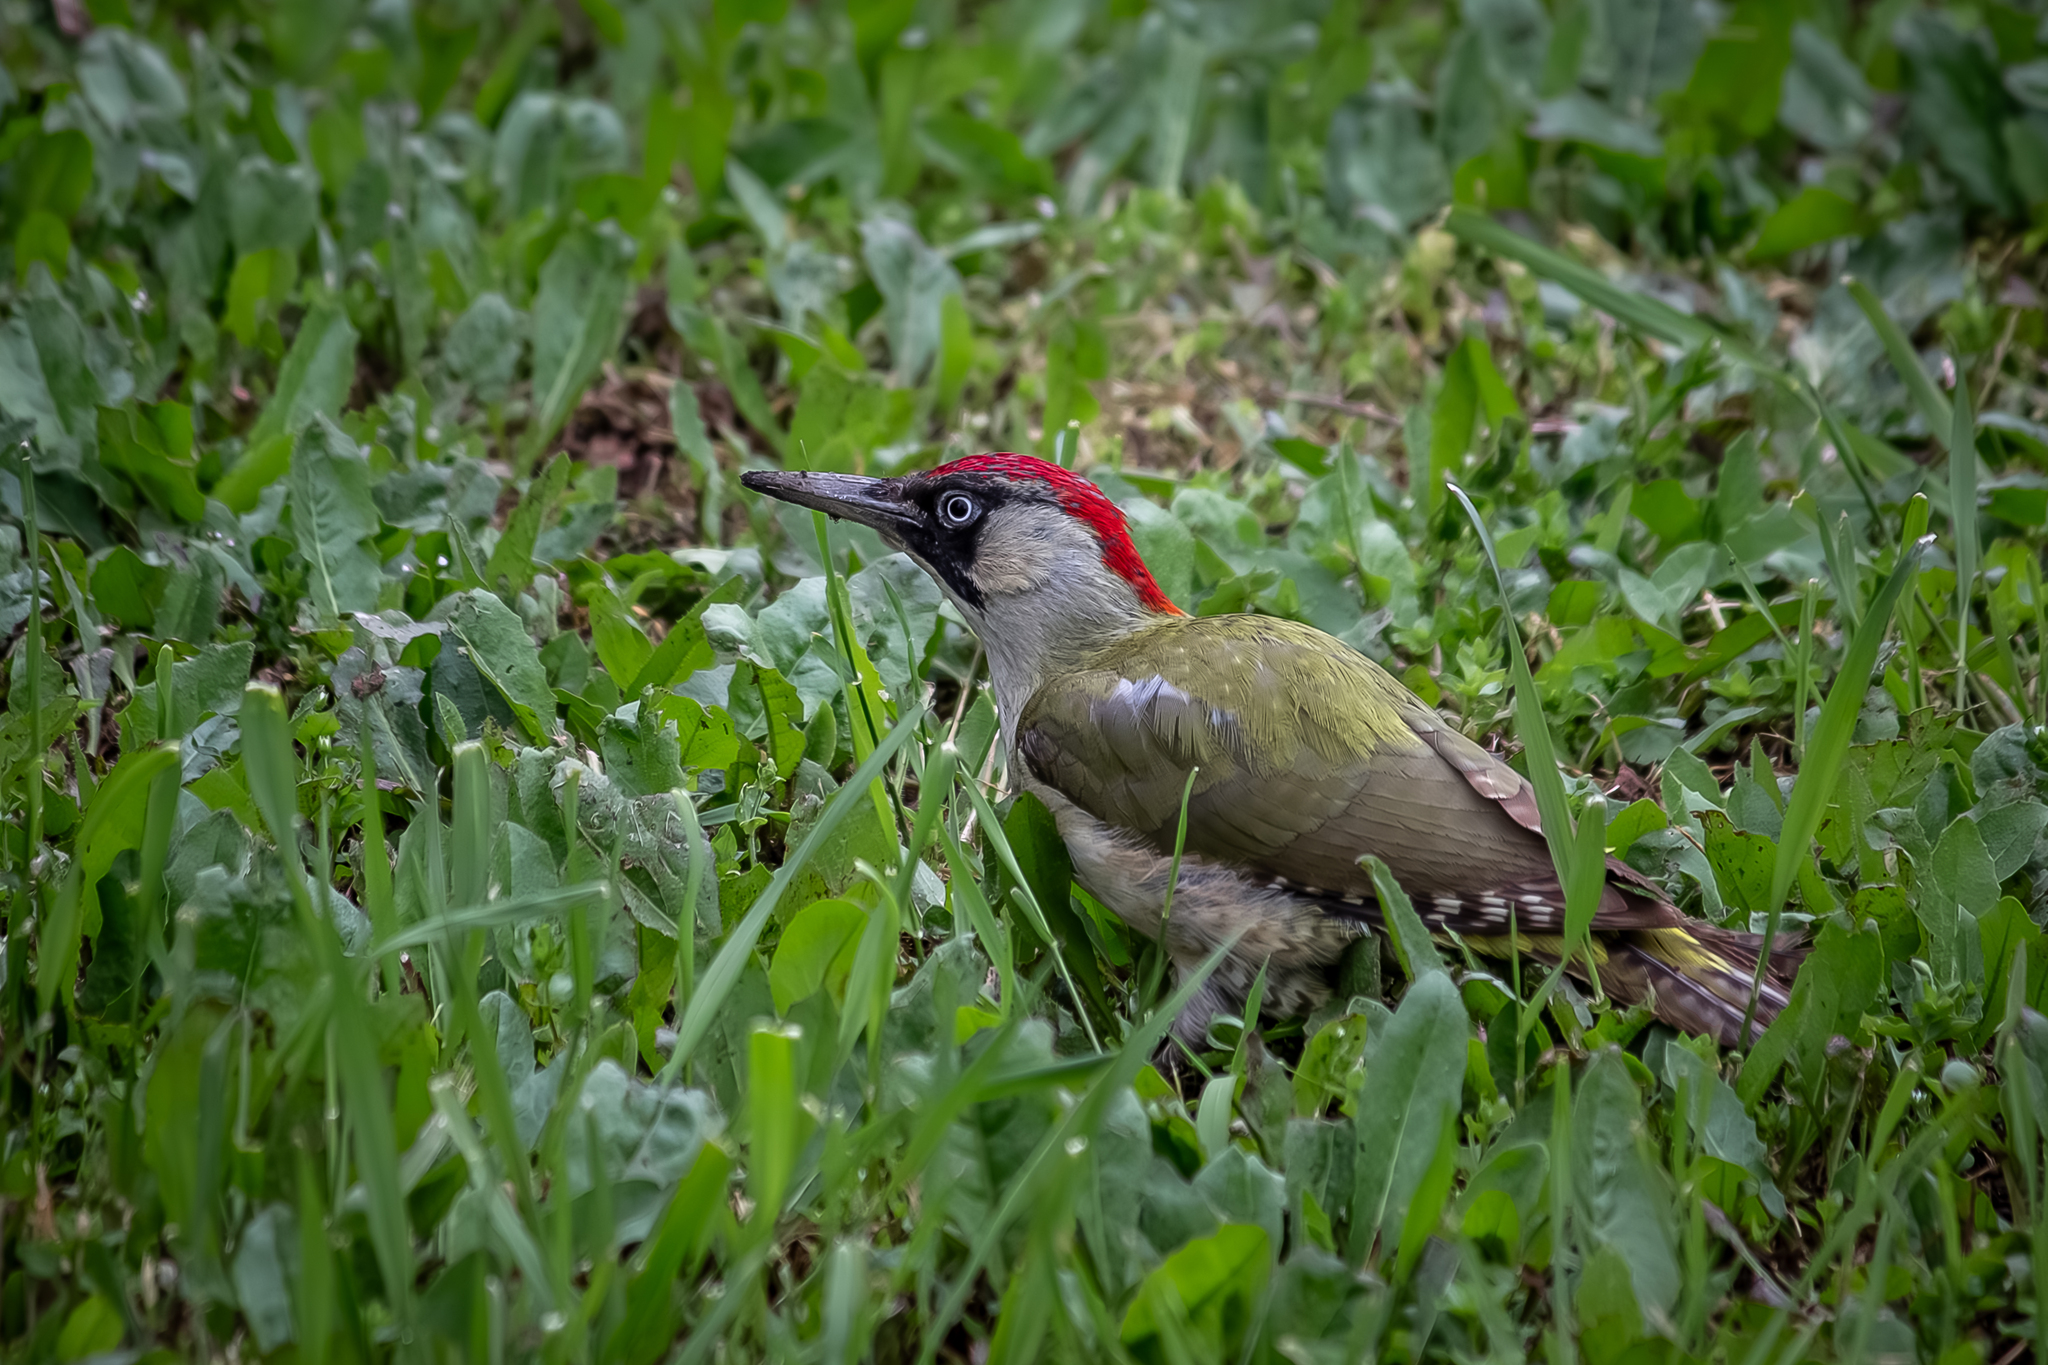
890,741,955,917
915,934,1242,1365
1845,277,1950,438
1740,539,1930,1041
367,882,612,954
356,725,400,992
660,704,926,1083
746,1020,808,1236
136,755,180,990
1793,580,1819,761
295,1147,337,1365
608,1142,731,1365
242,683,314,914
1549,1058,1575,1365
1446,483,1590,961
442,741,538,1214
672,786,706,1021
957,777,1101,1051
1565,792,1607,999
1361,855,1447,980
940,820,1015,1013
813,510,903,842
242,684,416,1327
1445,208,1762,365
15,443,45,996
450,740,491,917
1950,376,1979,718
38,744,181,1019
1896,497,1932,709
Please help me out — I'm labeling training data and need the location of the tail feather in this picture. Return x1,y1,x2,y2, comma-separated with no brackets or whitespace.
1448,925,1801,1046
1603,926,1802,1047
1306,877,1808,1047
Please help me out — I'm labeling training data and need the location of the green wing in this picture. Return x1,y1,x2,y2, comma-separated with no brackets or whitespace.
1016,615,1650,926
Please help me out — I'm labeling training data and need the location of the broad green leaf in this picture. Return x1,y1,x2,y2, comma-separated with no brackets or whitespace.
631,615,716,695
859,214,960,381
1749,186,1870,260
98,403,202,523
286,416,383,621
1393,1105,1459,1280
1977,801,2048,880
1349,971,1467,1261
768,898,865,1012
1326,86,1449,234
1294,1013,1370,1117
1572,1051,1679,1317
90,545,164,632
228,156,319,256
230,1205,297,1352
1001,793,1109,1024
1743,539,1927,1034
653,692,741,772
608,1144,732,1365
1680,0,1793,138
126,641,254,746
753,665,807,780
250,303,358,446
8,128,93,222
484,452,570,588
224,246,297,349
585,581,655,684
9,289,102,469
38,743,181,1017
492,91,628,216
660,706,926,1082
445,291,525,403
1574,1246,1646,1363
1896,14,2019,215
1737,917,1883,1104
213,431,293,514
525,225,631,463
437,589,559,743
1663,1043,1785,1216
1119,1223,1270,1362
1919,814,1998,989
55,1296,124,1362
14,211,70,285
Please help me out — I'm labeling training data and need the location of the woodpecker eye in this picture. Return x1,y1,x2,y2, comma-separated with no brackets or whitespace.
937,491,981,529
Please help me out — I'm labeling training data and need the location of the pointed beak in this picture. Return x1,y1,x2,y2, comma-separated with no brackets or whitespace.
740,469,922,538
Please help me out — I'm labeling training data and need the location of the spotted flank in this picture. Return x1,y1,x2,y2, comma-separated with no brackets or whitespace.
1273,874,1596,936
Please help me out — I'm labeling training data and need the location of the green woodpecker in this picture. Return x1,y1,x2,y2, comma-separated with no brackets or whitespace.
743,453,1796,1047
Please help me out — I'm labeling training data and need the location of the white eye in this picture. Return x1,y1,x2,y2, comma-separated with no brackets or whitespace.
938,491,981,528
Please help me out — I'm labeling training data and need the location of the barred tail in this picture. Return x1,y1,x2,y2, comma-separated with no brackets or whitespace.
1600,925,1803,1048
1306,877,1806,1047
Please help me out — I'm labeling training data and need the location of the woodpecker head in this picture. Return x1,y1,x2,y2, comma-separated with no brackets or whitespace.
742,454,1180,715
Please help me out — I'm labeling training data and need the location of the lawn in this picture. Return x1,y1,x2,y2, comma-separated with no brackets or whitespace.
4,1,2048,1361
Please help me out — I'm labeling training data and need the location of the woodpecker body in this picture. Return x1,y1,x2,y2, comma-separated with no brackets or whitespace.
742,454,1798,1047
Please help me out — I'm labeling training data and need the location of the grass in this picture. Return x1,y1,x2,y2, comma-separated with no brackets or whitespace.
4,1,2048,1362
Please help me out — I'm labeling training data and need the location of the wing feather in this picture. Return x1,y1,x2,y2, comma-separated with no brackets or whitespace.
1017,616,1647,916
